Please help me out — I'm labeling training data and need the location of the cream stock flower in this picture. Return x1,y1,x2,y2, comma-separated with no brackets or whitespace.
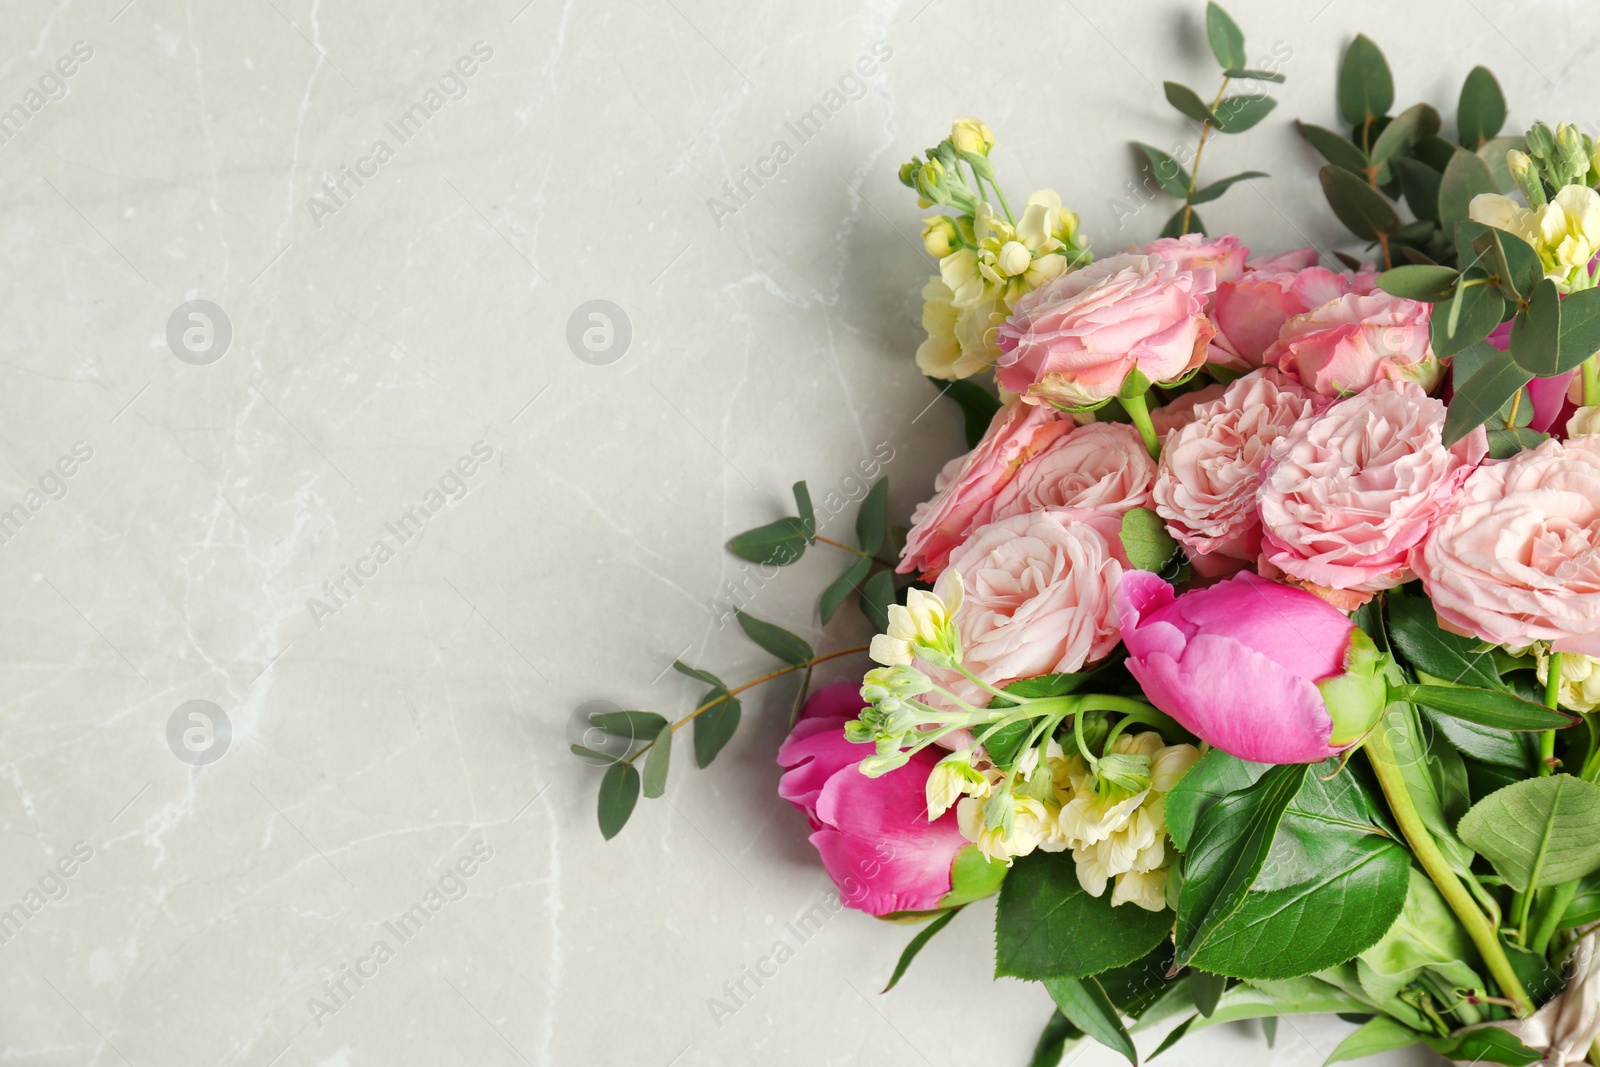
939,196,1077,309
869,574,965,667
1470,185,1600,289
1523,645,1600,713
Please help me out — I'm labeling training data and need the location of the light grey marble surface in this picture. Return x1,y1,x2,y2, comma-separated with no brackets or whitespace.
1,0,1590,1064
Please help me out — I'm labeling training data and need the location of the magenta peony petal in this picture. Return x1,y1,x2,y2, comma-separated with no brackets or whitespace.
1126,632,1338,763
1157,572,1352,682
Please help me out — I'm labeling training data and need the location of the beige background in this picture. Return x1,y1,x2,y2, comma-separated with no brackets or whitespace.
1,0,1589,1063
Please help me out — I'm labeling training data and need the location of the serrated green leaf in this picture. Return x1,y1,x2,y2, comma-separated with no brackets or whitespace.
855,478,889,555
995,851,1173,980
1187,170,1267,205
673,660,725,688
1445,345,1532,445
792,481,815,542
820,555,872,624
1338,34,1394,128
881,906,961,992
1318,164,1400,240
1164,81,1218,126
979,719,1034,771
1457,65,1507,149
1172,763,1307,971
1458,775,1600,892
859,568,895,633
1390,156,1442,223
693,689,741,768
598,761,640,839
1223,68,1285,83
1438,149,1499,233
588,710,668,741
1204,2,1247,70
930,377,1003,449
1213,93,1276,134
1375,264,1458,302
726,516,809,566
642,732,672,798
1044,977,1136,1065
1393,683,1575,731
1120,507,1179,572
1135,142,1191,198
735,609,813,665
1296,121,1368,175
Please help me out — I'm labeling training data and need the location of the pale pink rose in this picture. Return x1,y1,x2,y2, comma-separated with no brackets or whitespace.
1149,383,1228,439
1257,380,1488,604
1266,292,1441,397
1142,233,1250,284
1209,266,1377,372
996,254,1218,409
987,422,1155,523
943,509,1129,687
1152,368,1326,564
1415,435,1600,656
898,401,1072,580
1247,247,1320,272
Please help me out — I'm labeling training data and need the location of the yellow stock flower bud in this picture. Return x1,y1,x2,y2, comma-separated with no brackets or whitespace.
921,215,959,258
951,117,995,156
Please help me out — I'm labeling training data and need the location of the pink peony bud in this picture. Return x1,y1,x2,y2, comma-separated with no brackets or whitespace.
1116,571,1386,764
777,684,1002,915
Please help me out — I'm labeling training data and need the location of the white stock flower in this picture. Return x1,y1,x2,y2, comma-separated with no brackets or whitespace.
1470,186,1600,290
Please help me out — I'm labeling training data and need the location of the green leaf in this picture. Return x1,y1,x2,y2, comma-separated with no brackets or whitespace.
1558,286,1600,373
1479,135,1527,193
1172,763,1307,971
993,673,1093,703
1326,1017,1426,1064
1375,264,1458,302
1432,278,1505,359
597,761,640,839
726,516,809,566
1438,149,1500,234
673,660,726,688
820,555,872,624
1487,427,1545,459
1444,345,1531,446
1223,68,1285,83
1260,1016,1277,1048
693,689,741,768
1463,222,1545,301
1160,205,1203,237
1189,970,1226,1017
858,569,895,633
792,481,815,542
1149,1015,1196,1059
1119,507,1179,572
787,663,812,728
980,719,1034,771
1296,121,1368,175
930,377,1002,449
1213,94,1276,134
1457,65,1507,149
1457,774,1600,892
569,742,622,766
1370,102,1440,167
1391,157,1443,224
1043,977,1136,1065
995,851,1173,980
734,609,813,665
1135,141,1191,198
1394,683,1576,731
1028,1012,1081,1067
1318,165,1400,240
855,478,890,555
881,907,960,992
1164,81,1219,126
1386,594,1502,688
1204,2,1247,70
1338,34,1394,128
642,732,672,798
1187,170,1267,205
1425,1027,1542,1066
588,710,668,741
1509,280,1563,378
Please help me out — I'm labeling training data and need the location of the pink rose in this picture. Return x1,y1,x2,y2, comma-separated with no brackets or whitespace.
1149,383,1228,439
1247,247,1321,272
778,684,995,915
996,254,1218,409
1266,292,1441,396
943,509,1129,688
1142,233,1250,284
1209,266,1377,372
1415,435,1600,656
986,422,1155,523
1257,380,1487,604
1152,368,1326,564
898,401,1073,580
1118,571,1387,764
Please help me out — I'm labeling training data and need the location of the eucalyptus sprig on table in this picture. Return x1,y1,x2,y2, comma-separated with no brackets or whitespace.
1134,2,1284,237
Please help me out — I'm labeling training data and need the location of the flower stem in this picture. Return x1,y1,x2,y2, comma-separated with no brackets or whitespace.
814,535,896,568
1530,879,1579,956
1179,78,1229,235
1365,725,1535,1017
1584,357,1600,408
1541,651,1562,775
1118,391,1162,458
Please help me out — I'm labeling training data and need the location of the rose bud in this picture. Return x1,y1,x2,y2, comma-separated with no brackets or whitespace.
1116,571,1387,764
777,683,1005,916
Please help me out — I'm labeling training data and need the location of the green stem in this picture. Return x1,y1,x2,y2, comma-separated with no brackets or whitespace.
1117,392,1161,458
953,662,1025,704
1541,652,1562,776
1366,726,1535,1017
1179,78,1229,234
1530,879,1579,956
1584,356,1600,409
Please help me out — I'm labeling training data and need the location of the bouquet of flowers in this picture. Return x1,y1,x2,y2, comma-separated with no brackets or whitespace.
580,7,1600,1064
